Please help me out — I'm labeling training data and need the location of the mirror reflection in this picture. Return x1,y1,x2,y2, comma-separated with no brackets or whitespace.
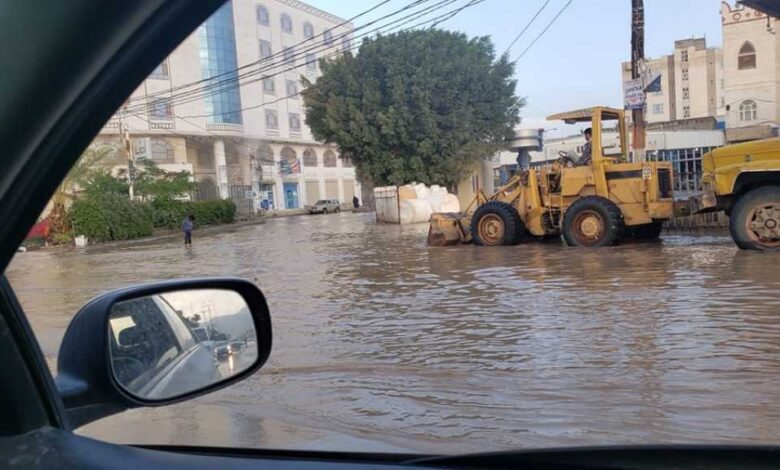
108,289,258,400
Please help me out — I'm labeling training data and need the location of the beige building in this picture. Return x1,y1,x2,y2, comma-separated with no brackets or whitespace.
98,0,360,213
721,1,780,141
622,38,723,124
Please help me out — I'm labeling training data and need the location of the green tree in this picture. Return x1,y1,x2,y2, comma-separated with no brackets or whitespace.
302,29,522,187
49,145,116,236
118,161,196,202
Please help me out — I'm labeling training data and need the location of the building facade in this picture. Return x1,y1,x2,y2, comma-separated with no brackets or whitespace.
721,1,780,141
622,38,723,124
98,0,360,213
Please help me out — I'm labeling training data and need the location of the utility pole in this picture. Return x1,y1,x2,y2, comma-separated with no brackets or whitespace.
631,0,646,162
118,105,135,199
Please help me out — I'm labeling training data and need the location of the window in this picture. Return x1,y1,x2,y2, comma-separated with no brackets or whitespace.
681,50,688,62
683,105,690,118
683,87,689,99
738,42,756,70
303,148,318,166
323,30,333,46
265,109,278,129
739,100,757,121
259,40,272,59
341,155,353,168
323,149,337,167
281,13,292,33
148,98,172,120
286,80,298,98
681,69,688,81
199,2,242,124
283,47,295,65
257,144,274,164
150,138,174,162
652,103,664,115
289,113,301,132
306,53,317,71
150,59,169,79
256,4,269,25
262,77,275,94
303,22,314,39
342,36,351,53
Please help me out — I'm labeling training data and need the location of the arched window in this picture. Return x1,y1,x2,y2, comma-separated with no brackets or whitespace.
303,148,318,166
341,36,352,53
280,147,298,174
739,100,757,122
303,22,314,39
738,42,756,70
281,13,292,33
256,5,269,25
150,138,174,162
323,150,337,167
257,144,274,164
323,30,333,46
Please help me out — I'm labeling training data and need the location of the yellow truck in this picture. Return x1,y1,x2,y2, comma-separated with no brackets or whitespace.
688,138,780,251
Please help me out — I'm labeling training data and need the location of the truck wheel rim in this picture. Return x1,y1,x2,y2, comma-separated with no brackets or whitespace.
478,214,505,245
572,210,605,245
746,203,780,247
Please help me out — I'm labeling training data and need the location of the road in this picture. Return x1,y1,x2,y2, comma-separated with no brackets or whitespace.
7,212,780,454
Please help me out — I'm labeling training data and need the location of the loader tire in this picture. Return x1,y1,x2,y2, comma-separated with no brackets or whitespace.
625,221,663,240
729,186,780,251
471,201,524,246
562,196,625,247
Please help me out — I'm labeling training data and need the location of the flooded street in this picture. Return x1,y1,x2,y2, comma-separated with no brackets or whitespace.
7,212,780,454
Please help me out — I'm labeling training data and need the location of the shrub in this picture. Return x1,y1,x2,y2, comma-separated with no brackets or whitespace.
68,193,236,243
147,199,237,229
188,199,236,226
69,194,153,242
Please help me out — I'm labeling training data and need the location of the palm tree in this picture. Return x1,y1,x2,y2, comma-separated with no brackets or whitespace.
48,144,116,236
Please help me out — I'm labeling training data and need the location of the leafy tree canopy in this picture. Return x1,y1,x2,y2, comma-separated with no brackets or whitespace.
302,29,522,187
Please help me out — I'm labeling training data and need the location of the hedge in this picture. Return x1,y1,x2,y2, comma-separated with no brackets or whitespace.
69,194,153,242
69,196,236,242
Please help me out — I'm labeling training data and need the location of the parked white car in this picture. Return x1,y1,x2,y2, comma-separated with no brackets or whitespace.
306,199,341,214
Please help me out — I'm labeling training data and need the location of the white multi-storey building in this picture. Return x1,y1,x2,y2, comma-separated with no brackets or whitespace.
98,0,360,212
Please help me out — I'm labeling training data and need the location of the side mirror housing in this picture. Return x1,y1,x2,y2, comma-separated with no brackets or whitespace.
55,278,272,429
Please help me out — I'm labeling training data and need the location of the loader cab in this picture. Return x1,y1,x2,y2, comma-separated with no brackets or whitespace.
547,106,628,166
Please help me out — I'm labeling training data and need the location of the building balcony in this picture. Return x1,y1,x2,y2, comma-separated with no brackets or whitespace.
205,122,244,133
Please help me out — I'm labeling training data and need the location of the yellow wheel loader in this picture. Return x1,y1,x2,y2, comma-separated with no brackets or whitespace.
427,107,675,247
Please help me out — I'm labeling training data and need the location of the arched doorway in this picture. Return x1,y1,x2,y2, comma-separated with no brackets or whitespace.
197,177,218,201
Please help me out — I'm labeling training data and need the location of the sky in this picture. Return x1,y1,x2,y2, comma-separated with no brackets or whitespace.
304,0,725,135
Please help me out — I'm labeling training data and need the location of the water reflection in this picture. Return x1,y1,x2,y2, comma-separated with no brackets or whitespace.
7,214,780,453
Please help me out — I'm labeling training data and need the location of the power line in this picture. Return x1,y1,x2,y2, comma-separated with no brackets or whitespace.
126,0,399,105
173,0,484,119
502,0,551,56
124,0,458,114
513,0,573,62
124,0,439,113
129,0,476,118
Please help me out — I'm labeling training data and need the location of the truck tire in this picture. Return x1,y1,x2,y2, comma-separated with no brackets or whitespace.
562,196,625,247
626,221,663,240
729,186,780,251
471,201,525,246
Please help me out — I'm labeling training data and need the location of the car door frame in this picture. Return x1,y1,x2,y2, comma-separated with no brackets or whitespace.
0,0,230,433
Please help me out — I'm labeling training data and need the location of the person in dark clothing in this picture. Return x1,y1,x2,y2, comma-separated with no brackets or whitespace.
577,128,593,166
352,195,360,209
182,214,194,246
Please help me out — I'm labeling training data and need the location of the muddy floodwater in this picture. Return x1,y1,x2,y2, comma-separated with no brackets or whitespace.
7,212,780,453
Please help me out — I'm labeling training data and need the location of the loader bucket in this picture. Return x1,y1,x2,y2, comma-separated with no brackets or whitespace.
427,212,468,246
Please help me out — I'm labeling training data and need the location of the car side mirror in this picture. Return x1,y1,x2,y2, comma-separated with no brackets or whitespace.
55,278,272,429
